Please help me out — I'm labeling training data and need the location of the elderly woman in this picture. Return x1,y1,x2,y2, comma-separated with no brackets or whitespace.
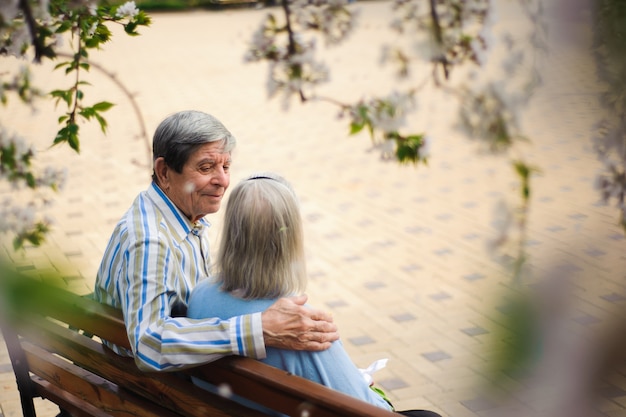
188,173,442,417
188,172,393,410
94,110,338,372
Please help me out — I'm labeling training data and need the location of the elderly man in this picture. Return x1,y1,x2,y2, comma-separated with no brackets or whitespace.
94,110,338,371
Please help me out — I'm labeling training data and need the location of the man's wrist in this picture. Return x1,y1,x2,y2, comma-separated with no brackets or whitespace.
229,312,266,359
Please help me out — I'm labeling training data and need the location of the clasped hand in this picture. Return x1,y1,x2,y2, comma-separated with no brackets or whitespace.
261,295,339,351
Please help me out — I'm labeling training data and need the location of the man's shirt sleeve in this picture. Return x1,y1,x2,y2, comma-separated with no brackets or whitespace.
120,236,266,371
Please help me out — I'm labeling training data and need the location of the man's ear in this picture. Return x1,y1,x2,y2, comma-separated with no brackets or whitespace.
154,157,170,190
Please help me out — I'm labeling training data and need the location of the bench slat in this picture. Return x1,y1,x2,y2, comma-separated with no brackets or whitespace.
5,278,130,350
15,314,269,417
197,357,398,417
30,376,113,417
23,342,180,417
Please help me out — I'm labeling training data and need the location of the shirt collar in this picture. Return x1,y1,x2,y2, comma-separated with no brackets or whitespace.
146,182,211,243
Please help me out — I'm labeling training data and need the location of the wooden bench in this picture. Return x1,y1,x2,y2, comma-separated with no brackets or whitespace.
0,273,398,417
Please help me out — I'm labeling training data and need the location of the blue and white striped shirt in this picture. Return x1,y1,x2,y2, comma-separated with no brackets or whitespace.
94,182,265,371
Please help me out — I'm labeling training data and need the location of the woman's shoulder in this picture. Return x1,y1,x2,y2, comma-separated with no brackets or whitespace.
188,280,278,319
189,279,219,301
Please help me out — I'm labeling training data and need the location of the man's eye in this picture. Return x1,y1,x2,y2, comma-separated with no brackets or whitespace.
200,166,212,172
224,165,230,172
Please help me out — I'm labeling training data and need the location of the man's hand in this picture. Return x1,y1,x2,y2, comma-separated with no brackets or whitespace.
262,295,339,351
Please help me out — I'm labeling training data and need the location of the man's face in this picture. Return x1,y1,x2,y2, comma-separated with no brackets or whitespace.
166,141,231,222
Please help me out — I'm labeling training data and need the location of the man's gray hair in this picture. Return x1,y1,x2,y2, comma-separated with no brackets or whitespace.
152,110,236,182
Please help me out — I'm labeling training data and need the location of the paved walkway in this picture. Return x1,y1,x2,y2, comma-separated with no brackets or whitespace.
2,1,626,416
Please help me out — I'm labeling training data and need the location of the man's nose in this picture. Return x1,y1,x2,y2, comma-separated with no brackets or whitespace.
211,168,229,186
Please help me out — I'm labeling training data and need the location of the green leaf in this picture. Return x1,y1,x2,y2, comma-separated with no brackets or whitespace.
349,121,365,135
1,143,16,167
68,124,80,152
512,160,541,202
98,24,113,39
53,126,69,146
53,123,80,153
50,89,73,107
395,134,423,164
79,107,95,119
85,36,100,49
13,222,50,249
92,101,114,112
25,172,36,188
137,12,151,26
12,236,23,251
95,113,108,133
53,61,71,70
514,161,530,179
56,20,72,34
41,45,57,60
124,21,139,35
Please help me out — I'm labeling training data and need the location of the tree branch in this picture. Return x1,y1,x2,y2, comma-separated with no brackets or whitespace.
57,52,152,173
429,0,449,80
19,0,46,62
281,0,307,102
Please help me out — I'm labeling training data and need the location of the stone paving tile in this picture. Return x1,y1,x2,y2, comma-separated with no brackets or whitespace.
2,1,626,416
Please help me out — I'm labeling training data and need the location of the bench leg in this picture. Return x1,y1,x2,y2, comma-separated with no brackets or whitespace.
1,326,37,417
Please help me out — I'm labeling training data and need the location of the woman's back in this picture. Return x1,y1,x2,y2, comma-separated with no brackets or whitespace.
188,279,392,411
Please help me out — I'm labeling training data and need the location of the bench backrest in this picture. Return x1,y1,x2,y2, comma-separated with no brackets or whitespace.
0,275,398,417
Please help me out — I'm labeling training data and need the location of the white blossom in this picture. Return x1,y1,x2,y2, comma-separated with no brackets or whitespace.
0,127,34,160
368,91,415,134
38,166,68,190
470,38,485,66
266,62,280,98
390,18,403,33
502,50,524,75
34,0,50,21
3,25,30,57
291,0,356,45
87,22,98,37
420,135,431,159
487,199,514,254
0,200,42,236
286,76,303,94
0,0,20,24
326,0,348,8
115,1,139,19
16,205,35,234
377,138,396,160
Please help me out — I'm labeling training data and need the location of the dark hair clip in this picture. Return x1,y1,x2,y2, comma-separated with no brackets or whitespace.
246,172,280,181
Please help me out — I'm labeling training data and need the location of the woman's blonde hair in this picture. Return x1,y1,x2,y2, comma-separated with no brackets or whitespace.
215,173,306,299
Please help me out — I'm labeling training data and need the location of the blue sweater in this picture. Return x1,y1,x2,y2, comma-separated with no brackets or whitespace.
187,280,392,411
